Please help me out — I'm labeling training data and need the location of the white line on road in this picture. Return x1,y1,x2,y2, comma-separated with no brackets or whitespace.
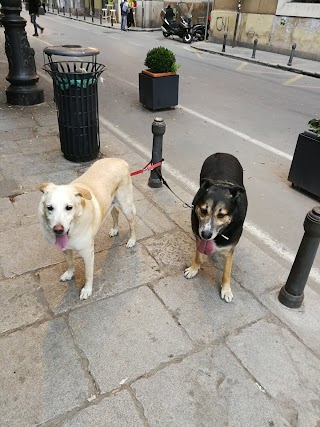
236,62,247,71
283,74,303,86
178,105,293,161
99,115,320,284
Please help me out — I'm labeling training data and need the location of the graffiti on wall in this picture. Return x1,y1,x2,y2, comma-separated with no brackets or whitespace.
215,16,230,32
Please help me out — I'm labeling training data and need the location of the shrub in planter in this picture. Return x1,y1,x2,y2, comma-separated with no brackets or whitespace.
139,46,180,110
288,118,320,199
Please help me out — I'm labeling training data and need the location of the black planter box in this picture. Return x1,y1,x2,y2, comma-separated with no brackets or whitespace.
139,72,179,111
288,131,320,198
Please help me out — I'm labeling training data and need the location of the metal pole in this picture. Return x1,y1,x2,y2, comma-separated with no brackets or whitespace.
279,206,320,308
99,10,102,24
69,7,71,17
204,0,214,42
76,8,78,18
148,118,166,188
222,32,227,52
0,0,44,105
232,0,241,47
287,43,296,67
63,6,65,14
251,38,258,59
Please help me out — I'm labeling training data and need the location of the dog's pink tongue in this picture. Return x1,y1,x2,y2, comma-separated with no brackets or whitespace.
55,234,69,250
198,239,215,256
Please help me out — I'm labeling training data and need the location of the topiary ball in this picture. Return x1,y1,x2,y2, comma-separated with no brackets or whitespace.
144,46,176,73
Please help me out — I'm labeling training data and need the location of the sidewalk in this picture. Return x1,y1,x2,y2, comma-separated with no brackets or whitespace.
1,49,320,426
192,41,320,78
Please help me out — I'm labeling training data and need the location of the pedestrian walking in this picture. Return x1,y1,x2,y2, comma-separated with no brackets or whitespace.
120,0,129,31
29,0,44,37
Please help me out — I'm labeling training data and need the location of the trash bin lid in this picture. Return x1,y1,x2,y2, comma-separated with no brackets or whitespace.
43,45,100,57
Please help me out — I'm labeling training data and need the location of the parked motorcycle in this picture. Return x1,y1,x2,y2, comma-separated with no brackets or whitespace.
161,2,192,44
191,16,211,41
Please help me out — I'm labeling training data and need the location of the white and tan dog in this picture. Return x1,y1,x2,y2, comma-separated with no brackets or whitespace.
39,158,136,300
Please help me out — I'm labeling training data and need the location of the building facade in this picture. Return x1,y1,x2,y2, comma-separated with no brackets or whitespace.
210,0,320,60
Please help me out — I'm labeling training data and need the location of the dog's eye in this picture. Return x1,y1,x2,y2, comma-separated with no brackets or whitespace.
217,212,226,219
66,205,73,211
47,206,54,211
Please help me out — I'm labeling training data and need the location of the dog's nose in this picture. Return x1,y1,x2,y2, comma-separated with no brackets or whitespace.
53,224,64,235
201,230,212,240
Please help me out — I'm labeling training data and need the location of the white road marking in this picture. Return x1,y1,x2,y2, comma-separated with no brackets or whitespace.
178,105,293,161
129,42,144,47
99,116,320,284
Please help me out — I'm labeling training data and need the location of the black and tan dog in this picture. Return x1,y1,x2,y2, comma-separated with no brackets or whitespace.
184,153,248,302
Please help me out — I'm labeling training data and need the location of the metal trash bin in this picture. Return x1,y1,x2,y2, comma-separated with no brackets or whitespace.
43,46,106,162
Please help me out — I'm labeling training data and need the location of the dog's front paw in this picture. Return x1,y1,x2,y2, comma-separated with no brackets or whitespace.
184,266,199,279
109,228,119,237
126,238,136,248
80,287,92,300
60,270,74,282
221,287,233,303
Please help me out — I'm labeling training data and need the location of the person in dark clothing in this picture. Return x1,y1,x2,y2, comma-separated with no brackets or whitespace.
127,8,135,29
165,4,175,21
28,0,44,36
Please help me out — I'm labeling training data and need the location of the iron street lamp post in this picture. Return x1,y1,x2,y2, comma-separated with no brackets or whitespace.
0,0,44,105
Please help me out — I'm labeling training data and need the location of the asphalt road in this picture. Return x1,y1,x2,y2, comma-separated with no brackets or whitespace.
22,11,320,285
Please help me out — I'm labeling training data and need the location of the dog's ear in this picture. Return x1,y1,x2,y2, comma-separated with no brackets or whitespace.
200,178,215,190
39,183,54,193
74,186,92,201
229,185,245,198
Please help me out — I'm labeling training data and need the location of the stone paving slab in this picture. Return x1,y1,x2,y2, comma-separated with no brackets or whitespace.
17,135,60,154
69,286,193,393
132,346,291,427
143,231,194,274
59,391,145,427
261,287,320,355
227,319,320,427
21,169,81,192
0,273,50,334
0,178,21,198
0,196,19,231
154,274,267,345
0,318,91,427
39,244,162,314
0,151,79,182
0,223,64,278
232,237,288,296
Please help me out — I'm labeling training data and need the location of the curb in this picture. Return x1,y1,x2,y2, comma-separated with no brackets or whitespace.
46,11,161,32
191,45,320,79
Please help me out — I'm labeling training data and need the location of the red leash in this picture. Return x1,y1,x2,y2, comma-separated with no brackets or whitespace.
130,160,163,177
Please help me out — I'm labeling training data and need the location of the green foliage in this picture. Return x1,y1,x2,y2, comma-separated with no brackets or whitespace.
144,46,179,73
308,118,320,136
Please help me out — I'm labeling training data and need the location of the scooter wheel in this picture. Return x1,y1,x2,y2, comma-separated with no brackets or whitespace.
163,31,170,38
183,33,192,43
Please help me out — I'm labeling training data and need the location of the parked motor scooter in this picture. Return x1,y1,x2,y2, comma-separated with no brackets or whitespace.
161,2,192,44
191,15,211,41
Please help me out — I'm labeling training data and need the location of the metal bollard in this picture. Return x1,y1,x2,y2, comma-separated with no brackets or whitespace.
287,43,296,67
84,11,86,20
251,38,258,59
76,9,78,19
69,7,71,17
222,33,227,52
148,118,166,188
63,6,65,15
92,10,94,22
100,11,102,25
279,206,320,308
57,5,59,14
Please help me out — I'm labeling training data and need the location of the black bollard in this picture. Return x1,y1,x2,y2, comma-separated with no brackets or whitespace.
69,7,71,17
287,43,296,67
92,12,94,22
99,11,102,25
148,118,166,188
84,11,86,20
76,8,78,18
63,6,65,15
222,33,227,52
251,38,258,59
279,206,320,308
